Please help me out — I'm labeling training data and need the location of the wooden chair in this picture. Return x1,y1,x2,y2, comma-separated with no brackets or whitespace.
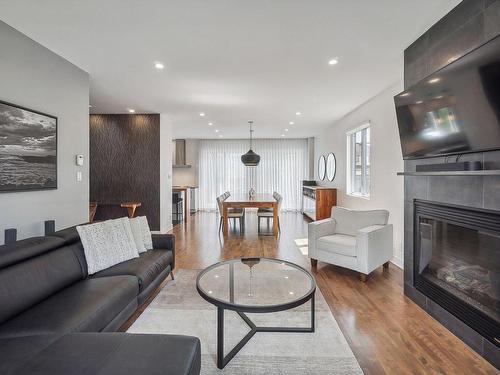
217,194,245,234
257,191,282,233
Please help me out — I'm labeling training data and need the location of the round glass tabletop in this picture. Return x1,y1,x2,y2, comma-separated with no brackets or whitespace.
196,257,316,312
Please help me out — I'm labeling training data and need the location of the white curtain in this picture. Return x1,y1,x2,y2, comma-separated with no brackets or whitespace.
198,139,309,211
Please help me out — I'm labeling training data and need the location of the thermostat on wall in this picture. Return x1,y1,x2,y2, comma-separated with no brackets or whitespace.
76,154,84,166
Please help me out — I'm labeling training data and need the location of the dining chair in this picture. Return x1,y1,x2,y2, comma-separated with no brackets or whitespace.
257,192,282,233
217,195,245,234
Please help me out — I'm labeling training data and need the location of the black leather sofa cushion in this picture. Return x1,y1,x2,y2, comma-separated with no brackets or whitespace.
92,250,173,293
0,276,138,338
0,236,65,269
0,333,201,375
152,234,175,269
0,244,85,325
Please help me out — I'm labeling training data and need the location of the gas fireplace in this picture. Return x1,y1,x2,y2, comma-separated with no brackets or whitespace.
414,200,500,347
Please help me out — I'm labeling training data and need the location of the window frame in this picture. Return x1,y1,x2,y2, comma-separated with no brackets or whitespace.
346,122,371,199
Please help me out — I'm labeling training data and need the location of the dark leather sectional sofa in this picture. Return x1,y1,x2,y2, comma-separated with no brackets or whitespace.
0,226,201,375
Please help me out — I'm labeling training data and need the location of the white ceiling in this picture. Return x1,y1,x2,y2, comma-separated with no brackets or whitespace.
0,0,460,139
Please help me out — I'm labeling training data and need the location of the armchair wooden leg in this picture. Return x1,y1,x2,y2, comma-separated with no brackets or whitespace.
359,273,368,282
383,261,390,269
310,259,318,267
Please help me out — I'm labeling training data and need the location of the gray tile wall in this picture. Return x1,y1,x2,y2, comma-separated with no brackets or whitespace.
403,0,500,368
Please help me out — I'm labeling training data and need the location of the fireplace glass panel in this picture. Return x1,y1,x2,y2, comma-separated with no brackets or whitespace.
417,218,500,324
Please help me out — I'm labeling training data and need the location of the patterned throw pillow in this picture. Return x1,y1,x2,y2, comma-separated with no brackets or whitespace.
77,217,139,274
129,217,147,253
136,216,153,250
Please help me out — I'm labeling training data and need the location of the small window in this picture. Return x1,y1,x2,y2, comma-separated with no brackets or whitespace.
347,123,370,198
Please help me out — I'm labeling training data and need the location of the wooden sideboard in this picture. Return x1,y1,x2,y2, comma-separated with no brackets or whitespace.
302,186,337,221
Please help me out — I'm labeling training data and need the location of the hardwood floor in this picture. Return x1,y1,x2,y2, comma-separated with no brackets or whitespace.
125,211,498,375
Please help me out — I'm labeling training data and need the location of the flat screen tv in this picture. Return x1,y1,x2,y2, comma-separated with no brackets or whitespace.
394,34,500,159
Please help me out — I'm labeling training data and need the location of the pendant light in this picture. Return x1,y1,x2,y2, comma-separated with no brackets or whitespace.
241,121,260,166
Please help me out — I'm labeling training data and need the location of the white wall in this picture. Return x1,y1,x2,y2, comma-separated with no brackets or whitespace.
159,114,173,233
314,82,404,267
172,139,199,187
0,21,89,244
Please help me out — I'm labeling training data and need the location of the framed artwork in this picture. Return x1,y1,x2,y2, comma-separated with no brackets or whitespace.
0,100,57,192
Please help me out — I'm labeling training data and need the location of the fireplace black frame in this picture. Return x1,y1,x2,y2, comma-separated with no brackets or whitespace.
413,199,500,347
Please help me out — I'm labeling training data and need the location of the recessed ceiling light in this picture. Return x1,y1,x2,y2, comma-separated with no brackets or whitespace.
219,135,223,138
328,58,339,65
128,108,135,113
199,112,205,117
285,128,289,132
281,134,285,137
154,62,164,69
208,122,213,126
214,129,219,133
429,78,441,84
295,112,302,116
289,121,294,125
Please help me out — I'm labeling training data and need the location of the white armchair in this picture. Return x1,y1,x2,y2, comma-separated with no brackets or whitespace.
308,207,393,281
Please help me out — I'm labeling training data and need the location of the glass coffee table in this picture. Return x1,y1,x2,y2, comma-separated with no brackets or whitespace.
196,257,316,369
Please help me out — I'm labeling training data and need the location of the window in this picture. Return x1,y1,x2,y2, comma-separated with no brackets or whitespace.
197,139,309,211
347,123,370,198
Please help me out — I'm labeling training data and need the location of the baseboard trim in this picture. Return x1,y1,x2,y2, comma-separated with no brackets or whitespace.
390,256,403,269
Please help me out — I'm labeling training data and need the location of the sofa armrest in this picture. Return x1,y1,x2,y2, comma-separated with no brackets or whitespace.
152,234,175,270
356,224,393,274
308,218,336,259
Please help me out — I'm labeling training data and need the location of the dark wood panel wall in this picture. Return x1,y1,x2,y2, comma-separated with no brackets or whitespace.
403,0,500,368
89,114,161,230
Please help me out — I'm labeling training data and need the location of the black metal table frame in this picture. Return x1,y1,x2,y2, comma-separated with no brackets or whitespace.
196,257,316,369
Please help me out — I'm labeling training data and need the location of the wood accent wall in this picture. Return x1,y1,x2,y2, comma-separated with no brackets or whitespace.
89,114,160,230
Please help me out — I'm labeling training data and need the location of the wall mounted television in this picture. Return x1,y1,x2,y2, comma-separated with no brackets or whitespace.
394,34,500,160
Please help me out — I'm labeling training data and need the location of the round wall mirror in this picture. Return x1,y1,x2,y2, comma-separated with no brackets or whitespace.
318,155,326,180
326,153,337,181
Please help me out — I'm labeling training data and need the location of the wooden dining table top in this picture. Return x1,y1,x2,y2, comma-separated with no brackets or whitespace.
223,193,276,203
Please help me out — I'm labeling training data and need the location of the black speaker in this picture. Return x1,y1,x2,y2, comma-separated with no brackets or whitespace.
4,228,17,244
44,220,56,235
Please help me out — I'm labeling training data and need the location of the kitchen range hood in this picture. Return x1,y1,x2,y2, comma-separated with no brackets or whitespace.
172,139,192,168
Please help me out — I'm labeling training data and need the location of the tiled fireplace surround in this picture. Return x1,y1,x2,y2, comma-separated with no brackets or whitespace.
403,0,500,368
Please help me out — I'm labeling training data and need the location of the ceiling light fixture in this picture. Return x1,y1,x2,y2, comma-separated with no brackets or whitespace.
289,121,294,125
295,112,302,116
154,62,164,69
199,112,205,117
208,122,213,126
328,58,339,65
281,134,285,137
285,128,289,132
214,129,219,133
219,135,223,138
128,108,135,113
241,121,260,166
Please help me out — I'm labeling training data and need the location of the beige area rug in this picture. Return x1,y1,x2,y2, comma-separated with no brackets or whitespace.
294,238,309,255
128,269,363,374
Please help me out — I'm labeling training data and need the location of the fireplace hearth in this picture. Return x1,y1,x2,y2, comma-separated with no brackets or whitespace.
414,200,500,347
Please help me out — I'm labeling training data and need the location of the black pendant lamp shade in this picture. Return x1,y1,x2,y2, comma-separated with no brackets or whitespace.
241,121,260,166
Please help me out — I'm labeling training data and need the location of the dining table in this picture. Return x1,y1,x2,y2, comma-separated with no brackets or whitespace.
222,193,278,237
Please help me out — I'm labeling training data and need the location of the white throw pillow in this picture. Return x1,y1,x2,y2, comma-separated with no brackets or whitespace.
77,217,139,275
137,216,153,250
129,217,147,253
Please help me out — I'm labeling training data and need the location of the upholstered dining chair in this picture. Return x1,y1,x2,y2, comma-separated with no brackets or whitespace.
257,191,282,233
308,207,393,281
217,194,245,234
